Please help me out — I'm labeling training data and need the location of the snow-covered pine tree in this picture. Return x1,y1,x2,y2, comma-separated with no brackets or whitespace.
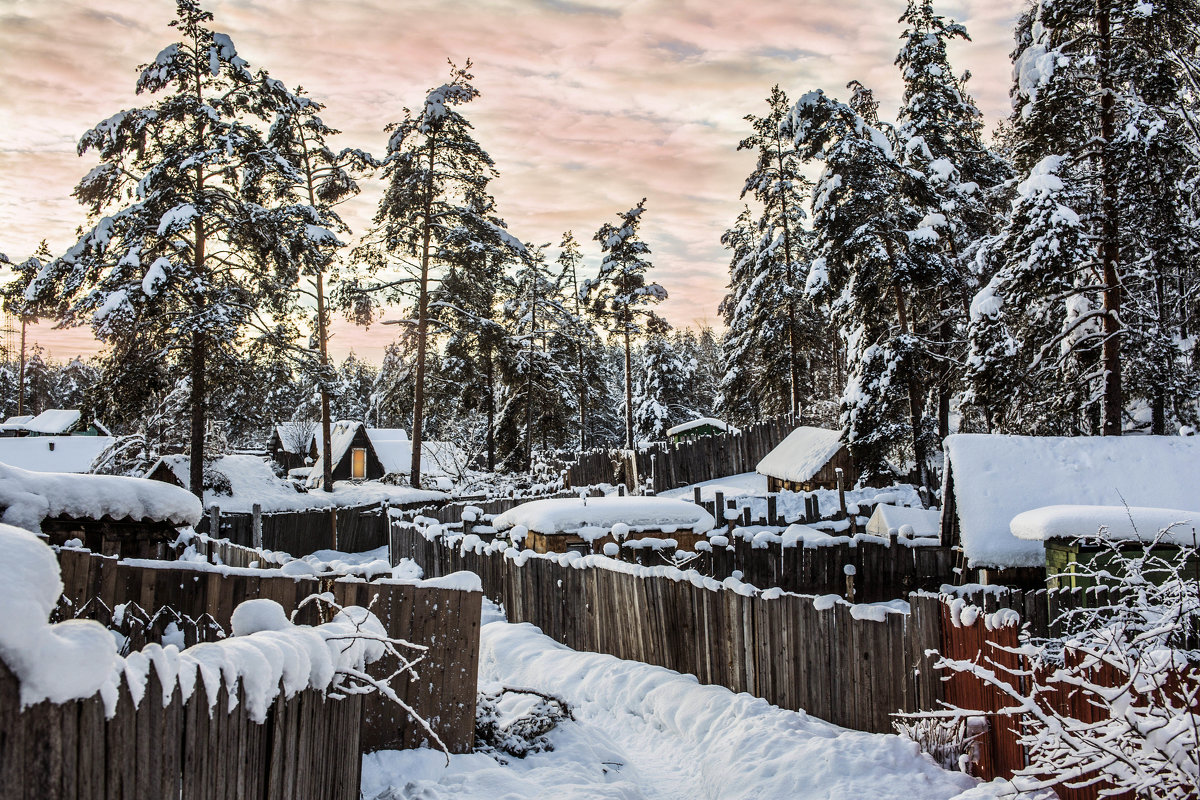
894,0,1011,439
368,341,416,430
791,84,941,485
716,207,768,425
555,231,602,453
350,61,497,487
633,316,695,442
15,1,321,495
267,87,378,490
51,357,101,416
978,0,1200,436
586,199,667,450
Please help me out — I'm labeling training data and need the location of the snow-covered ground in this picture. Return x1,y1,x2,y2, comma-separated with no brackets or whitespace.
362,604,1006,800
658,471,767,501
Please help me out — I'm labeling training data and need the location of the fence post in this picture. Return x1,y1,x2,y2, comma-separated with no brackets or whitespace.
767,495,778,527
252,504,262,550
618,483,626,497
693,486,702,506
835,468,847,519
331,507,339,551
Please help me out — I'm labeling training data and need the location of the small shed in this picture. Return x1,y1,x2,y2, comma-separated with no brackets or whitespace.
865,504,940,539
756,426,854,492
268,422,319,472
491,496,717,555
0,461,201,558
941,434,1200,585
1011,504,1200,590
307,421,385,488
666,417,738,444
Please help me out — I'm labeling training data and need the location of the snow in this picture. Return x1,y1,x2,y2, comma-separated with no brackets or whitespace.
492,497,716,536
361,607,1001,800
1010,505,1200,546
0,435,114,473
659,472,767,502
23,408,82,434
945,434,1200,569
273,422,316,455
156,453,446,513
664,417,737,437
0,461,201,531
756,426,845,484
866,504,940,538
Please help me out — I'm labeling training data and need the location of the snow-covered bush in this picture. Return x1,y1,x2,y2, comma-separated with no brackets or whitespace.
938,529,1200,799
893,716,977,773
475,687,573,762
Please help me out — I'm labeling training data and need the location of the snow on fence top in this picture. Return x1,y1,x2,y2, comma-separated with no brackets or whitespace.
944,433,1200,569
1011,504,1200,546
865,504,940,538
492,496,716,536
0,435,115,473
755,426,845,483
0,522,388,716
0,461,201,531
22,408,82,434
665,417,737,437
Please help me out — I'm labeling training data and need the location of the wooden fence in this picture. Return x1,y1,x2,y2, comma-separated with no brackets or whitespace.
196,503,391,557
391,524,938,733
566,416,796,494
55,548,482,753
0,654,362,800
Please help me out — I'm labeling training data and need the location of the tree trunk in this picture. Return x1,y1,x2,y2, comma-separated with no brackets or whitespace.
317,271,334,491
486,349,495,471
775,130,801,420
410,138,437,488
189,330,206,498
623,322,634,451
526,271,536,471
16,318,26,416
892,280,928,489
1098,0,1123,436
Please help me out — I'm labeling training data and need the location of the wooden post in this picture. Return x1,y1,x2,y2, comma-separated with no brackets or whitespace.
767,495,778,527
812,493,820,520
693,486,702,506
252,504,262,550
331,507,339,551
383,502,394,566
844,564,856,603
713,491,724,522
618,483,627,497
835,468,847,520
209,506,220,538
742,506,752,527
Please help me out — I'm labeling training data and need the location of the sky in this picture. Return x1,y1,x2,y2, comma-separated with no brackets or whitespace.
0,0,1023,364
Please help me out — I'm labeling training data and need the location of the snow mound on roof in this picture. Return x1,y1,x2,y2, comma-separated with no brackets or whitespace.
756,427,845,483
493,496,716,535
0,461,201,531
0,436,114,473
1011,504,1200,545
946,434,1200,569
665,417,737,437
866,504,940,538
23,409,82,434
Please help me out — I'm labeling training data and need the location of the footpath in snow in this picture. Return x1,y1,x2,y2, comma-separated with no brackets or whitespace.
362,605,1006,800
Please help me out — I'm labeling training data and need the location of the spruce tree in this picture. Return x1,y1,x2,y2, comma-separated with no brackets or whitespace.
586,199,667,450
15,0,318,494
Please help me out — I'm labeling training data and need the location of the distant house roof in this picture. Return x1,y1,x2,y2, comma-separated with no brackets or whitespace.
23,409,82,435
944,434,1200,569
2,415,33,427
307,421,369,487
756,427,846,484
0,436,114,473
666,417,738,437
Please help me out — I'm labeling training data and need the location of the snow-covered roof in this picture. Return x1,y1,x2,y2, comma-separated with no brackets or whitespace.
365,429,464,479
307,421,366,488
755,427,845,483
23,409,82,435
945,434,1200,569
492,496,716,535
2,415,33,427
666,417,738,437
0,436,114,473
865,504,940,538
1011,505,1200,546
0,461,201,531
273,423,317,455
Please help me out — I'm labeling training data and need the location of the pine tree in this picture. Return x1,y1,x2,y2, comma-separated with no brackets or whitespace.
14,1,319,495
555,231,598,453
586,199,667,450
634,316,695,442
351,61,498,486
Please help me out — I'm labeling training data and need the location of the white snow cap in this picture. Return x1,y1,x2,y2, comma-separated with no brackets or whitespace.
865,504,939,538
492,496,716,535
756,427,845,484
945,434,1200,568
1011,505,1200,545
0,435,115,473
0,461,202,531
665,417,738,437
22,409,82,434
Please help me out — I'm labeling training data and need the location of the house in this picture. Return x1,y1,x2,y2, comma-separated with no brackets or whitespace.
756,426,855,492
0,461,201,558
941,433,1200,585
267,422,319,472
0,434,115,473
307,421,386,488
0,409,109,437
491,496,717,555
666,417,738,444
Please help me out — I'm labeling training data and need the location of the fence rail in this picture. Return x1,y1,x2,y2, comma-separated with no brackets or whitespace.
0,654,362,800
566,417,797,494
55,547,481,753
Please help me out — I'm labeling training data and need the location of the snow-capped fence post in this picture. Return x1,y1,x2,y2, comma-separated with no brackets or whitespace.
252,503,262,550
766,494,778,527
835,468,847,519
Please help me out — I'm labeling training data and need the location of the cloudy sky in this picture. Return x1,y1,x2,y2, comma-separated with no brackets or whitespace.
0,0,1022,363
